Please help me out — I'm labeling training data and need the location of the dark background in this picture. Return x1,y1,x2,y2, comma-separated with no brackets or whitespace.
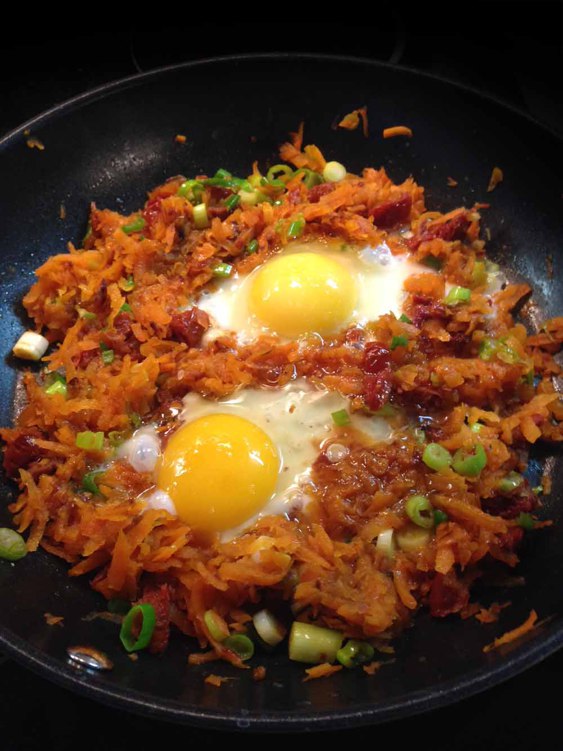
2,3,563,748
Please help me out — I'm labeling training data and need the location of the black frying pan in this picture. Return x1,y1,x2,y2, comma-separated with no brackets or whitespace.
0,54,562,731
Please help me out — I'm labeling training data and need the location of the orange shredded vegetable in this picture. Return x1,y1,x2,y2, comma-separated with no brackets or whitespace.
383,126,413,139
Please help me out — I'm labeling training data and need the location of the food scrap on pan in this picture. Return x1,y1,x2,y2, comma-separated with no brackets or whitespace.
2,125,563,679
337,107,369,137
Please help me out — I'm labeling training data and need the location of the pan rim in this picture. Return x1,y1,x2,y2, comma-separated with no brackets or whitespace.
1,51,562,730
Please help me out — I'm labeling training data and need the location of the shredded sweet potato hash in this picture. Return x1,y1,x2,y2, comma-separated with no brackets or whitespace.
2,127,562,667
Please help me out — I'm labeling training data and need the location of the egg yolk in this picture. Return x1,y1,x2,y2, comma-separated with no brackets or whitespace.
158,414,279,533
248,252,357,337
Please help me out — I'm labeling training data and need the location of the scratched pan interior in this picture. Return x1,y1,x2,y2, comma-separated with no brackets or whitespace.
0,54,563,732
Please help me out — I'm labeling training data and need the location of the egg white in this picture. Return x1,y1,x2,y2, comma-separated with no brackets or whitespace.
196,240,429,343
119,380,394,540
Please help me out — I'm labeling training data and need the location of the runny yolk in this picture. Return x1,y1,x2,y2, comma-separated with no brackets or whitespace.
248,252,357,337
157,414,279,533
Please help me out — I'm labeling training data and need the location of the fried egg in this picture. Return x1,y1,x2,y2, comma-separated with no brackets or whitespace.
197,240,427,342
120,381,393,540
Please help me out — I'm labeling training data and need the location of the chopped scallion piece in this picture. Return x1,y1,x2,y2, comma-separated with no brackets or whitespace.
422,255,442,270
99,343,114,365
120,603,156,653
204,609,230,642
288,622,343,664
119,302,133,314
294,168,323,189
445,286,471,305
323,161,347,183
77,308,97,320
471,260,487,287
213,262,233,278
81,470,105,495
471,422,483,433
192,203,209,229
336,639,374,668
396,525,432,552
121,276,135,292
399,313,412,324
390,335,408,350
253,609,287,647
288,215,305,240
108,430,128,448
223,634,255,661
75,431,104,451
224,193,240,212
405,495,434,528
331,409,351,427
497,471,524,493
452,443,487,477
122,216,146,234
246,239,259,255
517,513,535,530
129,412,142,429
375,529,396,559
239,190,259,207
214,168,232,179
45,378,67,397
0,528,27,561
266,164,294,182
422,443,452,472
433,509,449,526
413,427,426,444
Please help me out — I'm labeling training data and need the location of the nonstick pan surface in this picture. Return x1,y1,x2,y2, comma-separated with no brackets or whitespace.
0,54,562,731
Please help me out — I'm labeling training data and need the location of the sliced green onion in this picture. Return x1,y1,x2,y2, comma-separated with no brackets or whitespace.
517,513,535,530
413,427,426,444
266,164,294,182
445,286,471,305
224,194,240,212
294,168,323,190
77,308,97,321
396,525,432,553
213,262,233,278
533,485,543,495
193,203,209,229
498,471,524,493
288,215,305,240
214,168,232,179
523,369,534,386
239,190,259,207
331,409,351,427
178,180,204,203
433,509,449,526
253,609,287,647
44,372,67,397
121,275,135,292
495,340,520,365
76,431,104,451
99,343,114,365
471,422,483,433
452,443,487,477
422,443,452,472
390,335,408,350
0,528,27,561
405,495,434,528
478,337,497,361
120,603,156,653
471,260,487,287
422,255,443,270
323,161,347,183
336,640,374,668
129,412,142,429
108,598,130,615
122,216,146,235
204,609,230,642
108,430,128,448
246,239,259,255
81,470,105,495
119,302,133,314
288,622,344,664
223,634,255,661
399,313,412,324
375,529,396,559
